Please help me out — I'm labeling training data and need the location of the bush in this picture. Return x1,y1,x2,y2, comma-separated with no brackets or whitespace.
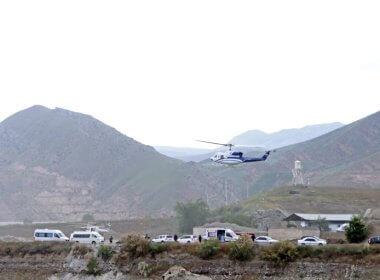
296,244,372,260
197,240,220,259
0,242,71,257
73,244,91,257
260,241,298,266
97,245,113,261
149,242,168,257
345,216,369,243
121,234,150,258
87,257,100,275
228,235,254,261
138,261,153,277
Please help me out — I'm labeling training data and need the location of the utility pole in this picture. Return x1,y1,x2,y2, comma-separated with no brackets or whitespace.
224,178,228,205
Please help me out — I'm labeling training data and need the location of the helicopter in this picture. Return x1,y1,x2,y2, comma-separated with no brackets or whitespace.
80,223,111,233
197,140,275,166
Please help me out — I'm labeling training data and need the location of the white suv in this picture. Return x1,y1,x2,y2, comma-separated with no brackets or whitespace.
152,234,174,243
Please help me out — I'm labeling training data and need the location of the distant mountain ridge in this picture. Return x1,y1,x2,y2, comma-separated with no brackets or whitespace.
229,122,344,149
209,111,380,195
157,122,344,162
0,105,229,222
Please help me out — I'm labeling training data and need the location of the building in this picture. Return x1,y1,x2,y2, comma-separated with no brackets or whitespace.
284,213,354,232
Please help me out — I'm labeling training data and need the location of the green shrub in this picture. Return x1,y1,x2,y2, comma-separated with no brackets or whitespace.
149,242,168,257
97,245,113,261
260,241,298,266
296,244,372,260
121,234,150,258
345,216,369,243
228,235,254,261
197,240,220,259
87,257,100,275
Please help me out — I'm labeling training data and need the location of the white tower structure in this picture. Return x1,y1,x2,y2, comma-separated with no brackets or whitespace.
292,160,305,186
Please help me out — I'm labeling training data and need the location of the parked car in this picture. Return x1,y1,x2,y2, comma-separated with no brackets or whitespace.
178,235,197,244
336,223,349,232
70,231,105,244
297,237,327,246
368,236,380,244
34,229,69,242
301,235,323,240
152,234,174,243
254,236,279,245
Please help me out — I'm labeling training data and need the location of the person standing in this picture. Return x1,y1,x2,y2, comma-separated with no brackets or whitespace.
174,234,178,242
198,235,202,243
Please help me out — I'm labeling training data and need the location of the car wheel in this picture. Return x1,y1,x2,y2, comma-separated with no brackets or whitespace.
161,241,164,243
92,241,96,245
318,243,323,246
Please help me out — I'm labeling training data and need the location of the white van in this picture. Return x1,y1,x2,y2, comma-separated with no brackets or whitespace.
34,229,69,242
70,231,105,244
203,228,239,242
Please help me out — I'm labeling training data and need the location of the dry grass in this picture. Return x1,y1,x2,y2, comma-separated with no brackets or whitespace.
0,241,71,257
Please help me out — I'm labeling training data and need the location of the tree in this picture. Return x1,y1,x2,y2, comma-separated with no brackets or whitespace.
82,213,95,222
313,217,329,232
174,199,210,233
345,216,369,243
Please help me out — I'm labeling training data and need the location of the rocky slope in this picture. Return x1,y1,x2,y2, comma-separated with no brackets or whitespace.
0,106,229,222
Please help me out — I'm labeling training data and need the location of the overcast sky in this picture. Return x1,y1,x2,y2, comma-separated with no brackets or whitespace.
0,1,379,148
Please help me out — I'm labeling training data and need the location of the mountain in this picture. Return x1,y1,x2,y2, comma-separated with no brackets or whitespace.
207,111,380,196
157,122,344,162
154,146,212,161
0,106,230,222
229,123,344,149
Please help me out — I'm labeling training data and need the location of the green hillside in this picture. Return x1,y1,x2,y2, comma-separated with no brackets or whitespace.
241,185,380,214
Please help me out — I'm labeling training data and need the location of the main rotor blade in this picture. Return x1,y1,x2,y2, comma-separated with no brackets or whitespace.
234,144,265,148
196,140,233,147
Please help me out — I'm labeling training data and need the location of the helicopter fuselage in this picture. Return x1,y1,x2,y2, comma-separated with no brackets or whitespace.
210,150,271,165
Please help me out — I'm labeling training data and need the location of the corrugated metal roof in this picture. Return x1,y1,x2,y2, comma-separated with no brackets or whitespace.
294,213,354,221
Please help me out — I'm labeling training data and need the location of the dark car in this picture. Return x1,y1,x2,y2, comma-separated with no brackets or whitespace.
368,236,380,244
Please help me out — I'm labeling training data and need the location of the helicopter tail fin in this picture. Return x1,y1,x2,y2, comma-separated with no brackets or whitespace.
262,151,271,160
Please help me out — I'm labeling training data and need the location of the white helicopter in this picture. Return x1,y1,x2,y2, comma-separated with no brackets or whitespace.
80,223,111,233
197,140,274,166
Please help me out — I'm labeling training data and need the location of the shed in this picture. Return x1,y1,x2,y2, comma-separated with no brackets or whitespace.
284,213,354,232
